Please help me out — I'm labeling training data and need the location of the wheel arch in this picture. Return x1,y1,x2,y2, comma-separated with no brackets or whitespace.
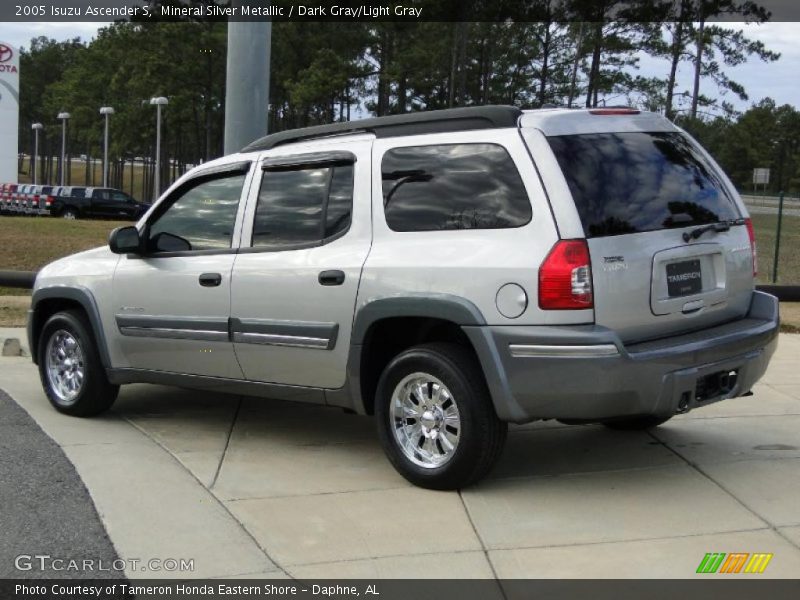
29,287,111,368
330,295,488,416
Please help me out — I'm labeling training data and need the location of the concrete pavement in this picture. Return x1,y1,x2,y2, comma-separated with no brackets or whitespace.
1,330,799,579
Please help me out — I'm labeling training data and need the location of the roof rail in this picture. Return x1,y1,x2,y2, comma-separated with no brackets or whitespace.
242,105,523,152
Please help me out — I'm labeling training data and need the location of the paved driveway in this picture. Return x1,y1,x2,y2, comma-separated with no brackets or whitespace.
1,331,799,579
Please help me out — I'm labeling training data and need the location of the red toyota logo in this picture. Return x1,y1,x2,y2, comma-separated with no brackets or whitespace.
0,44,13,63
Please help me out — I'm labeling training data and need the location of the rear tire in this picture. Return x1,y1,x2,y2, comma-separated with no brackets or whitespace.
38,310,119,417
603,415,672,431
375,342,507,490
62,208,78,220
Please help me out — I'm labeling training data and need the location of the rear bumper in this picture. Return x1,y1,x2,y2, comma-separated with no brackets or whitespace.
464,291,780,424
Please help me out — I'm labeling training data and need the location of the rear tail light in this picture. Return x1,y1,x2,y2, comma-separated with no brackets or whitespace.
45,195,53,207
745,218,757,277
539,239,594,310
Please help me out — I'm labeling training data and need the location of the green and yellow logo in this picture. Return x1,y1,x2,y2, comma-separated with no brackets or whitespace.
696,552,773,574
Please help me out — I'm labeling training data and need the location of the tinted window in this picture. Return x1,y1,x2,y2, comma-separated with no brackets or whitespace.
148,174,244,252
547,132,739,238
252,164,353,249
325,166,354,238
381,143,531,232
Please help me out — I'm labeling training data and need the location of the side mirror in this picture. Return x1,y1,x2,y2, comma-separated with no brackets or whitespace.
152,231,192,253
109,226,141,254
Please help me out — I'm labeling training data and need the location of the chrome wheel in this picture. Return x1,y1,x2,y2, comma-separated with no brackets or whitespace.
45,329,85,405
62,211,76,220
390,372,461,469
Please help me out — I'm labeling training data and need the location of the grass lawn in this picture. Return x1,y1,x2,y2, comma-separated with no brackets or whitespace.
751,213,800,285
17,158,182,203
0,216,128,296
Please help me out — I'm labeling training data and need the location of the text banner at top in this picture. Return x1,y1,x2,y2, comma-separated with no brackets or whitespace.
4,0,800,23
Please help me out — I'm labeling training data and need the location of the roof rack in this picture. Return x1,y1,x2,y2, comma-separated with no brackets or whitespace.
242,105,523,152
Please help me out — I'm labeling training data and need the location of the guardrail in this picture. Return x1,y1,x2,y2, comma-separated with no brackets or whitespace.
1,270,798,301
0,271,37,289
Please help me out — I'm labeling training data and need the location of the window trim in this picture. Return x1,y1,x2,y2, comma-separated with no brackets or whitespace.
247,160,355,253
262,151,355,171
137,163,252,258
380,141,533,233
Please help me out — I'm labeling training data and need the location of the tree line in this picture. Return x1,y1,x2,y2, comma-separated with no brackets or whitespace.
16,0,796,195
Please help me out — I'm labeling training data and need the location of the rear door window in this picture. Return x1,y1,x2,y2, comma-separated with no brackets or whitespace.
547,132,739,238
251,164,354,249
381,143,531,231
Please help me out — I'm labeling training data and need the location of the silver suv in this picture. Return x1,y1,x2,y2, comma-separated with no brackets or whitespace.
28,106,779,489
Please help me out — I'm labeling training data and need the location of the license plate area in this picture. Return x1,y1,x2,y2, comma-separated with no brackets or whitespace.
666,259,702,297
695,369,738,402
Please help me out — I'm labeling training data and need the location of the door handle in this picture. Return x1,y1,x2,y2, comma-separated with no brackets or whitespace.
199,273,222,287
318,270,345,286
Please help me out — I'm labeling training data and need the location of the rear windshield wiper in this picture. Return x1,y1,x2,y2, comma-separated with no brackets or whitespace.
682,221,730,243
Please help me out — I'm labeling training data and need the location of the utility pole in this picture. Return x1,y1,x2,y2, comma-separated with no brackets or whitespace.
224,3,271,154
150,97,168,201
57,112,70,186
31,123,43,185
100,106,115,187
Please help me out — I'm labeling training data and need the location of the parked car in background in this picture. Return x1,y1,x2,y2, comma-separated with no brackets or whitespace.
26,185,41,214
0,183,13,214
1,183,17,214
47,187,150,220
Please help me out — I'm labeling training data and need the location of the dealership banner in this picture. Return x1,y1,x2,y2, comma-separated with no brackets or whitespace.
0,40,19,184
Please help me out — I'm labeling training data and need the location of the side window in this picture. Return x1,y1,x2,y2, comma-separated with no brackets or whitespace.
251,164,353,249
325,166,354,239
111,192,128,202
381,143,531,231
147,173,245,253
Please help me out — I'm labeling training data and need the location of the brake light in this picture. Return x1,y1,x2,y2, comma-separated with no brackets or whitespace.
539,240,594,310
45,195,53,207
745,218,757,277
589,108,640,115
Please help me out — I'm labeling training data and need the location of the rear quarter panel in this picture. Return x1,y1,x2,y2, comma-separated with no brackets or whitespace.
361,128,591,326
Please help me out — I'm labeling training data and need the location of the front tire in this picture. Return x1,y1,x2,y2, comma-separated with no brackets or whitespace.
375,343,507,490
38,310,119,417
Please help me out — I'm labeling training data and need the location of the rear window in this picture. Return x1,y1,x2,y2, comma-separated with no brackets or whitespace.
381,143,531,232
547,132,739,238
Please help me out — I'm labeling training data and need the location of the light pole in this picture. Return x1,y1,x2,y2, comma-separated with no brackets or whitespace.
149,97,168,201
57,112,71,186
99,107,115,188
31,123,43,185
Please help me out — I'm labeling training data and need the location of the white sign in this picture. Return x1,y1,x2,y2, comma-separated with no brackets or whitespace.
753,168,770,185
0,41,19,184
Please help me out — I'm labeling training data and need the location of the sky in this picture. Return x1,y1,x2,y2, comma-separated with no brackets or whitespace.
0,21,798,114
